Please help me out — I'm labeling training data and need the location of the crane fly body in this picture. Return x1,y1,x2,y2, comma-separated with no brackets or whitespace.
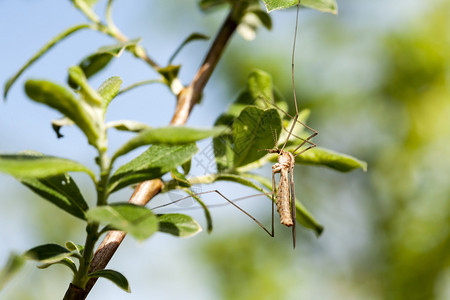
268,148,295,227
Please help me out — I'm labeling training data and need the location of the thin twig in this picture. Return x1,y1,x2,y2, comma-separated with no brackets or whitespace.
65,5,242,299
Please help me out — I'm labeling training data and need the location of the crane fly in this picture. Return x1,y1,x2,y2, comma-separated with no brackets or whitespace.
152,1,317,248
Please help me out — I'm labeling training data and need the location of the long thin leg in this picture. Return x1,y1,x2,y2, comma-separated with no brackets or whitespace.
151,190,274,237
260,97,318,154
289,165,296,249
286,130,318,157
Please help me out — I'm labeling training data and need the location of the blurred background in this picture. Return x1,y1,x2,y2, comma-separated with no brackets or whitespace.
1,0,449,299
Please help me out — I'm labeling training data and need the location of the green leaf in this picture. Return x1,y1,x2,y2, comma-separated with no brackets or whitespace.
86,204,158,241
156,65,182,93
72,53,114,86
97,39,141,57
232,106,281,168
237,9,272,40
68,66,103,105
98,76,122,111
300,0,338,14
112,126,227,161
213,115,236,172
168,32,209,64
65,241,84,254
24,80,100,147
263,0,338,14
37,258,77,274
251,9,272,30
181,160,191,175
72,39,141,84
0,153,95,180
108,143,198,193
263,0,297,12
293,147,367,172
24,244,72,264
20,174,89,220
295,199,324,235
215,106,281,172
118,79,164,95
106,120,150,132
158,213,202,237
247,69,274,102
171,169,190,187
88,269,130,292
182,188,213,233
3,24,92,100
82,0,99,7
70,0,100,22
199,0,228,11
215,173,267,193
0,253,26,290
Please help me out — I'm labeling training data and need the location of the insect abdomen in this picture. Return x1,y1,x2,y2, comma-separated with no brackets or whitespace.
276,169,293,227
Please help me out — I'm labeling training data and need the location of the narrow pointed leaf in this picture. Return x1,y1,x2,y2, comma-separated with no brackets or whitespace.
263,0,338,14
0,253,26,290
112,126,226,161
295,199,324,235
182,160,191,175
97,39,141,57
294,147,367,172
215,173,267,194
20,174,88,220
69,39,139,89
4,24,92,100
75,53,114,83
251,9,272,30
37,258,77,274
88,269,130,292
156,65,181,88
199,0,227,11
86,204,158,241
168,33,209,64
106,120,150,132
71,0,100,22
118,79,163,95
68,66,103,105
301,0,338,14
109,143,198,193
82,0,99,7
170,169,190,187
158,213,202,237
98,76,122,111
25,244,72,264
0,154,95,180
213,115,235,172
182,188,213,233
24,80,99,147
65,241,84,255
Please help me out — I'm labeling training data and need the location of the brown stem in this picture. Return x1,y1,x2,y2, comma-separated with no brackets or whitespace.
64,5,241,300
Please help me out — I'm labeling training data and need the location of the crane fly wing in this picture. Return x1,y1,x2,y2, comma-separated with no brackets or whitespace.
289,164,296,248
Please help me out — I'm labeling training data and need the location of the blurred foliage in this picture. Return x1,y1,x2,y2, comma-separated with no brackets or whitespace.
196,1,450,299
199,229,297,300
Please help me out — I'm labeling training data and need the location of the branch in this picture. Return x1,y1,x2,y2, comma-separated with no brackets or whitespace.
64,5,241,299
